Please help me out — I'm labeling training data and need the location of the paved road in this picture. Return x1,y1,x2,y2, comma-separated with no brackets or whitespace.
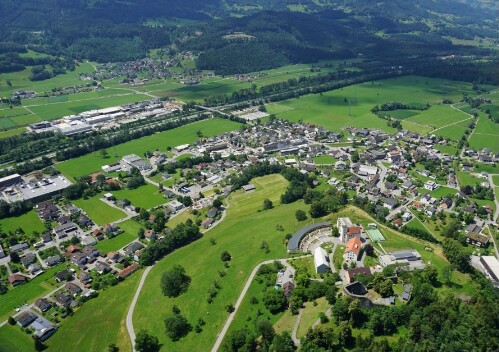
126,266,153,352
210,256,309,352
291,308,304,346
487,174,499,223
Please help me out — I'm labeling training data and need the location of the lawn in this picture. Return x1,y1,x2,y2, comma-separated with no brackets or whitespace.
0,264,65,321
493,175,499,186
0,324,34,352
265,76,474,135
95,220,144,253
0,209,45,235
457,171,481,187
313,155,336,165
111,183,166,209
133,174,313,351
57,118,242,180
430,186,457,198
46,270,142,352
72,197,126,226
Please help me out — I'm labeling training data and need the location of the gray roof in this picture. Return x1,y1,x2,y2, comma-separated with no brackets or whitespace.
10,243,29,252
287,221,330,253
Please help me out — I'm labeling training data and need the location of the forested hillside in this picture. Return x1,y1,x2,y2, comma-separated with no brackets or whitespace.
0,0,496,72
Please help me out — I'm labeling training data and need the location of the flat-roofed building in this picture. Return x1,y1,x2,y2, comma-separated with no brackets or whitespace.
480,256,499,282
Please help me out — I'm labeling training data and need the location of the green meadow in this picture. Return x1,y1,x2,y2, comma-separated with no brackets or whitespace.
72,197,127,226
0,324,34,352
57,118,242,180
0,209,45,235
46,271,142,352
265,76,475,137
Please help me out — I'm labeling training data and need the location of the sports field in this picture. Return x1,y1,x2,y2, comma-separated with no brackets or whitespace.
265,76,475,137
57,118,242,180
366,227,385,242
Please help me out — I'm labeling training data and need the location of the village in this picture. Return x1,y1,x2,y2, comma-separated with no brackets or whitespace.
0,115,498,344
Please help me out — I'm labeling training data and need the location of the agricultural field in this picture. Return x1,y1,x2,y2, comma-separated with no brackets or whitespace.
0,324,34,352
27,92,152,121
0,62,95,97
46,270,142,352
0,264,65,321
265,76,475,137
72,197,127,226
57,118,242,180
468,114,499,153
0,209,45,235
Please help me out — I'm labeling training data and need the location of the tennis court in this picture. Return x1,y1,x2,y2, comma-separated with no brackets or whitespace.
366,226,385,242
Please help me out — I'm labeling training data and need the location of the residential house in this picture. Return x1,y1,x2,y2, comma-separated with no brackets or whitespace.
53,222,78,239
0,244,5,259
119,263,139,279
466,223,483,234
55,292,73,307
201,218,214,228
383,197,398,210
344,267,372,283
54,269,73,282
65,282,82,296
28,264,42,275
95,261,111,274
16,311,37,327
78,271,92,285
70,253,87,266
82,246,99,259
34,298,52,313
207,207,219,219
32,316,56,341
45,255,62,266
8,274,27,286
9,242,29,253
41,232,52,243
77,214,93,228
144,230,156,242
125,242,144,257
168,200,184,212
21,252,36,267
424,180,438,191
466,232,489,247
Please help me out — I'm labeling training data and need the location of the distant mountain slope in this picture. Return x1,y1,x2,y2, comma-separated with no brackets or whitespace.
0,0,496,69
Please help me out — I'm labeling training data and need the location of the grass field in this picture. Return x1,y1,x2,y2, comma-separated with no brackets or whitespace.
133,174,312,351
0,62,95,97
57,118,241,180
0,209,45,235
95,220,144,253
313,155,336,164
46,270,142,352
468,114,499,153
296,297,330,338
265,76,474,136
72,197,126,226
0,264,65,321
0,324,34,352
111,183,166,209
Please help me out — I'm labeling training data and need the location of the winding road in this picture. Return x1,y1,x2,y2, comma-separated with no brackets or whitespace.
126,266,153,351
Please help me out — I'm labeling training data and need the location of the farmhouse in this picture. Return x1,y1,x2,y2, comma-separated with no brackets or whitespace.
242,184,256,192
314,247,330,274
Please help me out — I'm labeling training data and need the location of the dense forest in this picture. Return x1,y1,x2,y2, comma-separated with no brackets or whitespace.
0,0,496,73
